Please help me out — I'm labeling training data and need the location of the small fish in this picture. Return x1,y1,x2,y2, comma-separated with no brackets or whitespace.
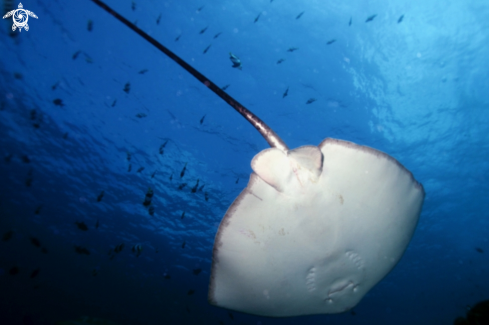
51,81,59,90
203,44,211,54
159,140,168,154
155,248,159,253
75,221,88,231
148,206,155,216
4,154,13,163
164,273,171,279
53,99,65,107
21,155,30,163
296,11,304,19
213,32,222,39
111,99,117,107
175,34,181,41
191,179,200,193
72,50,82,60
197,5,205,12
287,47,298,52
87,19,93,31
205,192,209,201
327,39,336,45
254,12,261,23
30,109,37,120
169,173,173,181
136,113,147,118
143,187,154,207
123,83,130,94
156,14,161,25
187,289,195,295
235,178,239,184
127,152,131,161
365,14,377,22
127,164,132,172
351,310,356,316
137,166,145,173
25,169,33,187
114,243,124,253
97,191,104,202
198,184,205,191
30,237,41,248
200,115,206,124
349,17,352,26
229,52,242,70
132,244,143,257
74,245,90,255
199,26,208,34
178,183,187,190
222,84,230,90
30,268,40,279
151,171,156,178
306,98,317,104
85,55,93,64
180,163,187,178
193,268,202,275
182,241,186,248
283,87,288,98
63,132,68,139
228,312,234,320
476,247,484,253
138,69,148,74
181,211,185,219
131,1,136,11
2,231,13,241
397,15,404,23
277,58,285,64
95,219,99,229
34,205,42,214
9,266,19,275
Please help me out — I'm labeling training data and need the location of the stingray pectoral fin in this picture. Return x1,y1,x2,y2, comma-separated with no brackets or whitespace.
251,148,293,193
288,145,323,182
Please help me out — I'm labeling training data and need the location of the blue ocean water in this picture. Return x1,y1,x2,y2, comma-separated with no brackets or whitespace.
1,0,488,324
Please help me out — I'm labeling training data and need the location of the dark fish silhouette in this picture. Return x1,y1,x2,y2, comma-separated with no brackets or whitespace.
159,140,168,154
87,20,93,31
95,219,100,229
72,50,82,60
277,58,285,64
287,47,298,52
111,99,117,107
296,11,304,19
4,154,13,163
137,166,145,172
198,184,205,191
139,69,148,74
187,289,195,295
53,99,65,107
123,82,130,93
349,17,352,26
197,5,205,12
74,245,90,255
175,34,181,41
205,192,209,201
182,241,186,248
75,221,88,231
131,1,135,11
235,178,239,184
180,163,187,178
476,247,484,253
213,32,222,39
128,164,132,172
63,132,68,139
127,152,131,161
228,312,234,320
21,155,30,163
169,173,173,181
156,14,161,25
199,26,208,34
200,115,206,124
132,244,143,257
254,13,261,23
398,15,404,23
222,84,230,90
151,171,156,178
30,237,41,247
9,266,19,275
351,310,356,316
97,191,104,202
306,98,317,104
136,113,147,118
35,205,42,214
193,268,202,275
148,206,155,216
327,39,336,45
30,268,40,279
203,44,211,54
178,183,187,190
181,211,186,219
164,273,171,279
365,14,377,22
143,188,154,207
283,87,288,98
191,179,200,193
2,231,13,241
114,243,124,253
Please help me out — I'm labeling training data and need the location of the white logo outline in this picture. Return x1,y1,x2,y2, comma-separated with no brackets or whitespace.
3,3,38,32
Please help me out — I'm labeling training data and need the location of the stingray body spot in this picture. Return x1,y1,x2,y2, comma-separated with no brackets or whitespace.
325,298,333,304
278,228,285,236
339,195,344,205
305,267,316,292
353,285,359,293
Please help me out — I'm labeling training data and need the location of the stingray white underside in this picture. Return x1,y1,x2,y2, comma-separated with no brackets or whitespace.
209,138,424,317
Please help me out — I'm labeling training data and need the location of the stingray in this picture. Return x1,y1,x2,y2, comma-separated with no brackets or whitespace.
92,0,425,317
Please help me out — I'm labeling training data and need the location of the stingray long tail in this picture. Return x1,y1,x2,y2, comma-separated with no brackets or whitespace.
90,0,289,152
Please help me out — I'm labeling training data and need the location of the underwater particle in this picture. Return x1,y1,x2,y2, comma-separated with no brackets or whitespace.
228,312,234,320
95,219,100,229
169,173,173,181
213,32,222,39
476,247,484,253
151,171,156,178
296,11,304,19
136,113,147,118
181,211,185,219
222,84,230,90
277,58,285,64
30,237,41,247
87,19,93,31
111,99,117,107
74,245,90,255
365,14,377,22
148,205,155,216
41,247,48,254
2,230,13,241
181,241,186,249
283,87,288,98
97,190,104,202
398,15,404,23
143,187,154,207
123,82,130,94
229,53,242,70
203,44,211,54
164,273,171,279
193,268,202,275
187,289,195,295
131,1,136,11
254,12,261,23
306,98,317,104
349,16,352,26
13,72,22,79
30,268,40,279
72,50,82,60
178,183,187,190
137,166,145,173
191,179,200,193
127,164,132,172
180,163,187,178
138,69,148,74
287,47,298,52
21,155,30,163
4,154,13,163
235,178,239,184
53,99,65,107
156,13,161,25
9,266,19,275
175,34,181,41
34,205,42,214
327,39,336,45
132,244,143,257
199,26,208,34
63,132,68,139
205,191,209,201
75,221,88,231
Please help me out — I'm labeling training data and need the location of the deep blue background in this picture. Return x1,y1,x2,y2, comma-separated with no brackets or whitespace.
1,0,488,324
